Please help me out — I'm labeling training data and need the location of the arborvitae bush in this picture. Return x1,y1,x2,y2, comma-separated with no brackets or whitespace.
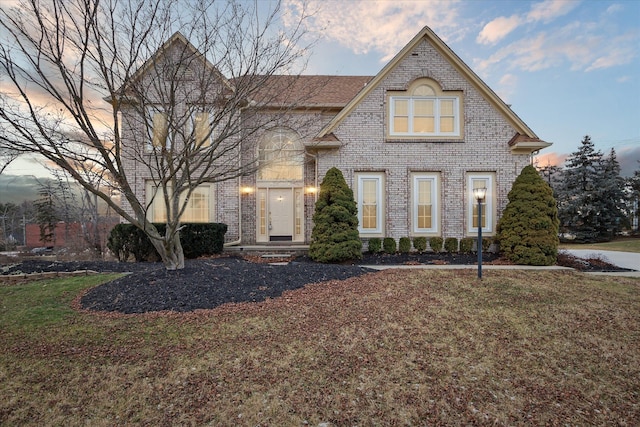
429,236,443,252
399,237,411,253
383,237,397,254
497,165,559,266
444,237,458,253
459,237,474,254
413,236,427,253
367,238,382,253
309,167,362,263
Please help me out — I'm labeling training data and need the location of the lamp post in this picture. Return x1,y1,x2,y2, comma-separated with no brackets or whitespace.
473,187,487,279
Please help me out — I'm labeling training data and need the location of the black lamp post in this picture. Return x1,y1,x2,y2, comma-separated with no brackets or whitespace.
473,187,487,279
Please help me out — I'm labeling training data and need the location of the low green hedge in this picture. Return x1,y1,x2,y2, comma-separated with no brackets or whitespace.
413,237,427,253
399,237,411,253
107,223,227,262
428,237,443,253
444,237,458,253
383,237,397,254
367,238,382,253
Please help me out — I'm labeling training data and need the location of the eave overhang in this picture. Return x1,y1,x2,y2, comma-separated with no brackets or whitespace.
508,133,552,154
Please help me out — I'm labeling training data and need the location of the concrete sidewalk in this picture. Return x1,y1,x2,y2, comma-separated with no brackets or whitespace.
361,250,640,278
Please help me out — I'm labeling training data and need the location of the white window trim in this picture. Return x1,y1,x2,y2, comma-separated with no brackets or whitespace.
356,173,384,235
389,96,460,137
412,173,440,234
467,173,494,234
145,181,215,223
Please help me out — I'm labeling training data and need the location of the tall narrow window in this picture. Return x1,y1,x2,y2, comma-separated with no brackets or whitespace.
357,173,384,235
412,173,439,234
467,173,494,233
192,111,211,148
151,111,168,148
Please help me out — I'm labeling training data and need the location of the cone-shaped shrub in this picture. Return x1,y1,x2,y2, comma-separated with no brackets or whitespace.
309,167,362,262
497,165,559,266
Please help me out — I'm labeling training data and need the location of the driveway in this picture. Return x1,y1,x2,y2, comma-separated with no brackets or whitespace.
564,249,640,272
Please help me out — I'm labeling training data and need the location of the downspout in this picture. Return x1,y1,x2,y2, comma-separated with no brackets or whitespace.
224,100,254,247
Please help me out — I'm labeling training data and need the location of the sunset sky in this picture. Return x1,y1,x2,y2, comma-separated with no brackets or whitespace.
287,0,639,175
3,0,639,177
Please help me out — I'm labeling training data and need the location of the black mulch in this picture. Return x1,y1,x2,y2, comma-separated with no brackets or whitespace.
0,251,627,314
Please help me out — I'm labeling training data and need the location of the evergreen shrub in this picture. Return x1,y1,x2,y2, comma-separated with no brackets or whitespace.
309,167,362,262
459,237,474,254
367,238,382,253
383,237,397,254
429,237,443,253
413,236,427,253
399,237,411,253
444,237,458,253
107,223,227,262
497,165,559,266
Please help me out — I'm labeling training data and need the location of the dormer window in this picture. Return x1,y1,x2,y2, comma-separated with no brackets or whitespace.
388,78,463,140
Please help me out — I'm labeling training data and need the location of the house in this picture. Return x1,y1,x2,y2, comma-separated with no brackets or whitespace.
119,26,551,249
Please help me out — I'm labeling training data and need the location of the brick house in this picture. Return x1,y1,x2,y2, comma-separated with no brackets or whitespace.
120,26,550,248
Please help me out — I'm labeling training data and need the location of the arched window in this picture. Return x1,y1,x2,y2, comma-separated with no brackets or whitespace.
258,128,304,181
388,78,463,139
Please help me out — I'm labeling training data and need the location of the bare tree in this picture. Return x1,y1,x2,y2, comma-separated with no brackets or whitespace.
0,146,19,175
0,0,314,269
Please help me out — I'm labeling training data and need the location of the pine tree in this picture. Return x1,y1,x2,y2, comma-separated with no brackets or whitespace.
596,148,628,239
497,165,559,265
309,167,362,263
630,164,640,233
556,135,605,242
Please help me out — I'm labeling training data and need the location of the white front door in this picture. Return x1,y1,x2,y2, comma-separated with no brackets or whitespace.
268,188,293,241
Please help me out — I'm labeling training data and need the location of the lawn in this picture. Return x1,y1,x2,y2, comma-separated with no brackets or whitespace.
1,269,639,425
560,237,640,253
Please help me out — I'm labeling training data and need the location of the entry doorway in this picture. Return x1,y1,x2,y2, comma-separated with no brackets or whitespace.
256,187,304,243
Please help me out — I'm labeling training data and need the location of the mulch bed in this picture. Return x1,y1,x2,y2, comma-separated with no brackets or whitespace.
0,251,627,314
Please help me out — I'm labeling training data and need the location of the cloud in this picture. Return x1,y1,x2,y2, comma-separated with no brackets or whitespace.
617,146,640,177
496,73,518,102
284,0,464,62
535,151,568,168
526,0,580,23
475,20,638,74
477,15,521,45
476,0,580,46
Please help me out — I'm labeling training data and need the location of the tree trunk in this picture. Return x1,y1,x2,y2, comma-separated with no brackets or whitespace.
148,228,185,270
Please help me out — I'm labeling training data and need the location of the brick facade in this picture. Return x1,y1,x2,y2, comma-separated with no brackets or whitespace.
120,28,547,247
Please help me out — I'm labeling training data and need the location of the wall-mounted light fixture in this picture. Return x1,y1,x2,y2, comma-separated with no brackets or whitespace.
305,186,318,194
241,186,254,195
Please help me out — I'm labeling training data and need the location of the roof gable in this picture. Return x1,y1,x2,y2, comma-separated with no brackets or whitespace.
317,26,542,141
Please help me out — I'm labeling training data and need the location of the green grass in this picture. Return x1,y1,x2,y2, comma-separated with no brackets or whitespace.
1,270,639,425
0,274,122,333
560,237,640,253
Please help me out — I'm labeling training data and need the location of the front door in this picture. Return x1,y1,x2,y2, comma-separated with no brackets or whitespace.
268,188,293,241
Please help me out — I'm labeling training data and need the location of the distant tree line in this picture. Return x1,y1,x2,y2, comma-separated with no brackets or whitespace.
538,135,639,243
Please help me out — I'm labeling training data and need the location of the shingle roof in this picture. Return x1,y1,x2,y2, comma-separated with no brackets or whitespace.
232,75,374,108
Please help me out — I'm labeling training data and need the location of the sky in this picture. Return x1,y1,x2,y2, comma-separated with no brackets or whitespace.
3,0,640,178
285,0,640,176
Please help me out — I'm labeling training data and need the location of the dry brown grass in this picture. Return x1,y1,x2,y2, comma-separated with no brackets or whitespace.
1,269,639,426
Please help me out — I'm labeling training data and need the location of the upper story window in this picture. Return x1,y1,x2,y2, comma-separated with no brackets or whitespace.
190,109,212,148
257,128,304,181
146,106,171,151
388,78,463,139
